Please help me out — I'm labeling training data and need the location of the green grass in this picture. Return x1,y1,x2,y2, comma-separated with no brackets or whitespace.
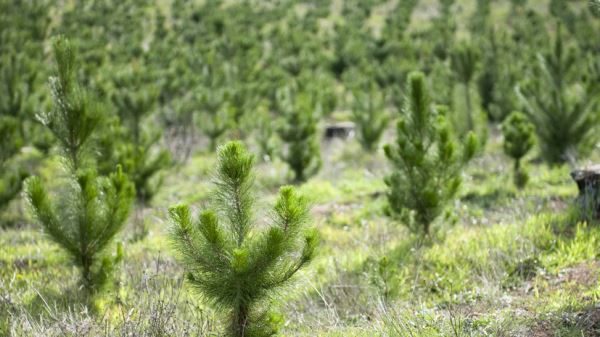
2,127,600,336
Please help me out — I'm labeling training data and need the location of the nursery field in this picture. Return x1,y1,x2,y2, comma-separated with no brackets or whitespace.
1,0,600,336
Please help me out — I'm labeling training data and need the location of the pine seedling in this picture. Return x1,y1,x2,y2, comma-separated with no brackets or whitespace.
25,168,134,292
384,0,418,38
276,88,321,183
110,64,171,205
194,59,237,150
298,71,338,118
549,0,599,52
0,52,31,122
384,72,477,236
431,0,456,60
450,42,480,133
23,37,134,295
351,82,389,151
101,64,171,242
0,116,26,210
0,48,51,155
502,111,535,188
591,0,600,18
169,141,318,337
196,89,233,151
516,25,600,164
550,0,576,33
119,140,171,205
477,30,520,122
38,38,101,171
367,255,401,305
0,117,22,164
0,57,30,207
253,101,278,161
162,94,196,165
469,0,491,34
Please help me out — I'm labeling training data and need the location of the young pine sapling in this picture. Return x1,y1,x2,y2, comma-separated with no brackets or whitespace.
351,82,389,151
450,42,480,133
516,25,600,164
501,111,535,188
110,64,171,205
0,116,26,210
276,88,321,183
196,89,232,151
169,141,318,337
24,37,134,295
384,72,477,236
253,101,278,161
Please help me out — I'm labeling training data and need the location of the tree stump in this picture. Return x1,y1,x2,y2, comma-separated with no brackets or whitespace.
571,164,600,220
324,122,355,140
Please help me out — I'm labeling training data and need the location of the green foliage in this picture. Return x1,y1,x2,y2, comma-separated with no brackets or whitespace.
510,0,527,9
196,89,234,151
0,53,33,120
350,82,389,151
24,168,133,292
0,169,27,212
451,42,479,85
550,0,600,52
427,60,454,108
0,116,26,210
367,255,402,305
276,88,321,183
516,26,600,164
591,0,600,18
38,37,102,171
384,72,477,235
470,0,492,34
252,101,278,161
290,71,338,120
119,142,170,205
477,30,520,121
0,0,49,114
383,0,418,45
4,1,600,334
169,142,318,337
110,64,158,145
502,111,535,188
24,37,134,295
0,1,52,214
105,64,171,205
162,92,196,165
450,42,480,133
431,0,456,60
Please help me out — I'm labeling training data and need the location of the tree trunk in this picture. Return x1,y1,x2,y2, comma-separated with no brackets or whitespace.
465,82,474,132
231,304,250,337
571,165,600,220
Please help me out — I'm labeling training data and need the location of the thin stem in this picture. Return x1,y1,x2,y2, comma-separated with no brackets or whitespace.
464,81,474,132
